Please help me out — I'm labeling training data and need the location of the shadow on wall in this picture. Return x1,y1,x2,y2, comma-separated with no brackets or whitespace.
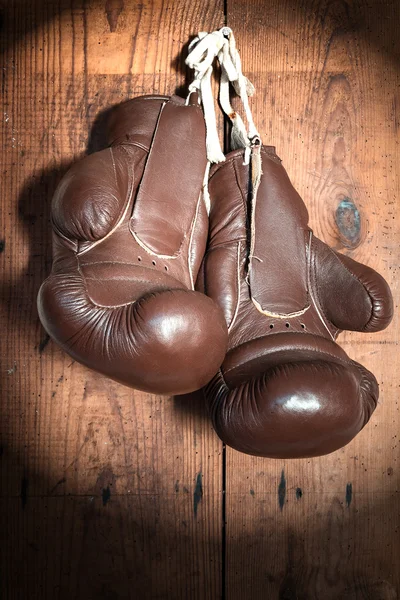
1,102,117,337
1,94,213,597
1,444,220,598
1,442,399,599
1,0,400,65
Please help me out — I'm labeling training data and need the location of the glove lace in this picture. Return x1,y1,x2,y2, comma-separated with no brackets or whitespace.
186,27,261,164
186,27,262,215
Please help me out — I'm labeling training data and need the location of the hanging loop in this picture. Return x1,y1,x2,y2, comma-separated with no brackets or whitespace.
186,27,261,164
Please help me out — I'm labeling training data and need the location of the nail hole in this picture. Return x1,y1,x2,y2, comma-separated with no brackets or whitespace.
138,256,142,261
285,322,290,328
269,324,274,329
301,323,306,329
152,260,156,266
164,266,168,271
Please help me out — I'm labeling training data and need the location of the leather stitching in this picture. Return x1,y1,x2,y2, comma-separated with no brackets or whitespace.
129,227,183,259
110,146,117,186
119,143,147,159
232,159,248,215
309,237,337,339
228,241,242,332
77,256,184,309
129,100,185,259
80,260,161,268
187,193,202,290
209,237,247,250
51,222,79,251
217,368,230,392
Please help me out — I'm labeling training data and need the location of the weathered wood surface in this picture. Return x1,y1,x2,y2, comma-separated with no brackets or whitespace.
0,1,224,599
225,1,400,599
1,1,399,599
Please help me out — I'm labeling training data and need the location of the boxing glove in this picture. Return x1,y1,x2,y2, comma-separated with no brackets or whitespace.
38,95,228,395
199,146,393,458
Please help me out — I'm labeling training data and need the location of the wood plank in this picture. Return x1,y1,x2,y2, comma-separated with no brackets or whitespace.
225,0,400,597
0,1,224,598
1,491,221,599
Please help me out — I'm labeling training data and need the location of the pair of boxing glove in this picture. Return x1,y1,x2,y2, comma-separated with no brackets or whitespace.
38,94,393,458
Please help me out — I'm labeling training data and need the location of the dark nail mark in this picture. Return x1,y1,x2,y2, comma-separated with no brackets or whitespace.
95,468,116,505
335,198,361,248
21,477,28,509
105,0,124,32
387,467,393,476
174,480,179,493
278,470,286,510
250,488,255,497
102,486,111,506
38,334,50,353
0,240,5,253
193,472,203,517
346,482,352,507
295,487,302,500
50,477,66,495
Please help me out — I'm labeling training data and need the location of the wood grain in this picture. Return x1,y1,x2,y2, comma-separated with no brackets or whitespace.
0,1,224,598
1,0,399,598
225,1,400,598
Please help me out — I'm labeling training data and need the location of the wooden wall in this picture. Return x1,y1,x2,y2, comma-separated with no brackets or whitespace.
1,1,398,598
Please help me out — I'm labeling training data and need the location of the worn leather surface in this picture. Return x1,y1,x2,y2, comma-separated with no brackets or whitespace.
200,147,393,458
38,95,228,395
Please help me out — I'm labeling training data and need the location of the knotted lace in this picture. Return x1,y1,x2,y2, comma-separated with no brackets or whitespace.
185,26,261,165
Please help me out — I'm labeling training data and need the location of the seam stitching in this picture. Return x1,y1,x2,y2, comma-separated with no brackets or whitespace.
228,241,242,332
187,192,203,290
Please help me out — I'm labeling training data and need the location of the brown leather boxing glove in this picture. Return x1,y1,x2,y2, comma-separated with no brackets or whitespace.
38,95,228,395
199,146,393,458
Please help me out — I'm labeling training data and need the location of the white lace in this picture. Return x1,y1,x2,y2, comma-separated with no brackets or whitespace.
185,27,261,165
